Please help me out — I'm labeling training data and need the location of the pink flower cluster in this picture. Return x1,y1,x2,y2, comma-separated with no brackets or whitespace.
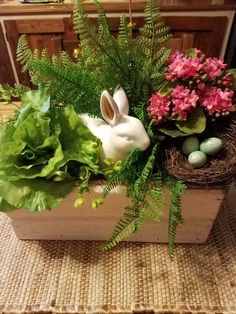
147,49,235,124
148,85,199,123
166,51,203,81
166,50,227,81
148,94,170,123
199,87,234,114
172,86,198,119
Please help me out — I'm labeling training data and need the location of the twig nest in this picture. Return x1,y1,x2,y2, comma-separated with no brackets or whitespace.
162,119,236,184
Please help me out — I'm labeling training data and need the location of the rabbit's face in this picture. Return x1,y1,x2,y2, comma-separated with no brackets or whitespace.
111,115,150,154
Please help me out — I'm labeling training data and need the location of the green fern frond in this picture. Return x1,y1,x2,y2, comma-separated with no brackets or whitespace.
103,145,160,250
101,215,138,250
168,180,186,259
133,104,146,124
143,186,164,221
102,177,121,197
74,0,122,72
73,0,98,47
103,149,141,197
95,0,111,38
27,59,100,114
16,35,33,73
0,83,30,102
137,0,171,59
118,15,131,50
132,144,158,198
40,48,49,61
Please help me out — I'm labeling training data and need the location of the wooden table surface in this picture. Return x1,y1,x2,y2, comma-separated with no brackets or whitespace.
0,102,18,121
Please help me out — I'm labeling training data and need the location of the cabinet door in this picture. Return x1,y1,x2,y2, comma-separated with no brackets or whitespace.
4,18,79,86
98,15,227,56
0,24,15,85
165,16,228,57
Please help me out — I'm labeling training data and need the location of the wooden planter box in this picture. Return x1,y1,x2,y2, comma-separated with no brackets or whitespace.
7,184,224,243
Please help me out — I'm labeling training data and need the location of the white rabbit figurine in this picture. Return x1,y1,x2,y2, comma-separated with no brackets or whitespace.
79,87,150,163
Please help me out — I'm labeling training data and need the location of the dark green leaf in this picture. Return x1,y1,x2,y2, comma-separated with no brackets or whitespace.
176,107,206,135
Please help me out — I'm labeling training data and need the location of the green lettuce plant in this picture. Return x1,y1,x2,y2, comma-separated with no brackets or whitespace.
0,87,101,211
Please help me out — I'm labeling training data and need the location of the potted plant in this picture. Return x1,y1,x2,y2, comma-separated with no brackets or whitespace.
0,0,235,257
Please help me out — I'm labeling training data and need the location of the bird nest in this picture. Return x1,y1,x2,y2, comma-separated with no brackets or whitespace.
163,118,236,185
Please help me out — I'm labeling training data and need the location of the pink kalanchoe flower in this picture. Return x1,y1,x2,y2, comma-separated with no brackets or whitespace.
222,73,233,87
171,85,199,120
168,50,183,64
194,48,205,59
147,93,171,124
167,52,203,81
199,86,234,113
197,82,205,91
202,57,227,79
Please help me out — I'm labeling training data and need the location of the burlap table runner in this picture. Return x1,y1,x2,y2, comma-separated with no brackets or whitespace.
0,188,236,314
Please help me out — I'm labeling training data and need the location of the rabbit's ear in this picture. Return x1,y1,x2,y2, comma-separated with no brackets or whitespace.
100,90,121,126
113,86,129,115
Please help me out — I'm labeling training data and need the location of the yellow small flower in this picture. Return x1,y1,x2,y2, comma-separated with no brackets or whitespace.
127,22,136,29
74,196,85,208
73,48,81,59
92,198,103,209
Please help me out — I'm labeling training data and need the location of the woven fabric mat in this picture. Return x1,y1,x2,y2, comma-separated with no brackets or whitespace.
1,190,236,314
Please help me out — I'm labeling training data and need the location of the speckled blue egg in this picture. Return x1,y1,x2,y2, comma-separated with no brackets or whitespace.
200,137,222,156
182,136,200,155
188,151,207,168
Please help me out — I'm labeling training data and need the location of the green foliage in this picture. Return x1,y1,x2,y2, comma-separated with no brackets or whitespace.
158,126,189,138
27,59,100,115
17,35,50,81
17,36,101,114
0,87,101,211
0,83,30,103
102,144,165,250
158,107,207,138
168,180,186,259
176,107,206,135
103,149,141,197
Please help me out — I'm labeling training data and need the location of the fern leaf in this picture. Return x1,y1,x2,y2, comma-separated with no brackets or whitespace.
26,59,100,114
137,0,171,59
101,215,138,250
16,35,33,73
0,83,30,102
142,186,164,221
103,149,141,197
168,180,186,259
133,144,158,197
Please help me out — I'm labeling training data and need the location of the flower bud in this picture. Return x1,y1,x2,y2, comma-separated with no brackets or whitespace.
92,198,103,209
74,196,85,208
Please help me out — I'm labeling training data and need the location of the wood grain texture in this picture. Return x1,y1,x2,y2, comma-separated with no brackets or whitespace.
4,18,71,86
0,102,19,121
4,20,30,86
0,0,236,15
8,185,224,243
165,16,228,57
0,24,15,84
